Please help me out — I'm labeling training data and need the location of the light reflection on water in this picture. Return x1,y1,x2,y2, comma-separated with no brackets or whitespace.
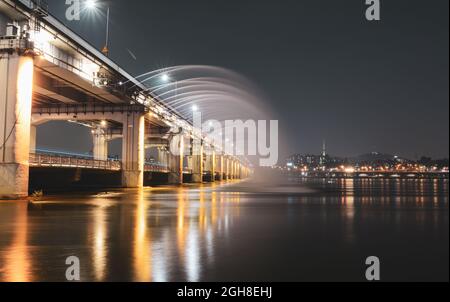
0,179,448,282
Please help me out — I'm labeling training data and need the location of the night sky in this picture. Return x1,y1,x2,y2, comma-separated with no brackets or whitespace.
40,0,449,161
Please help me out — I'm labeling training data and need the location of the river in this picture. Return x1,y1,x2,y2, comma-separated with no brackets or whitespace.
0,178,448,282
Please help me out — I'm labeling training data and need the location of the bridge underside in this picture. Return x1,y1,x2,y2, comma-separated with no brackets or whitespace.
28,167,229,193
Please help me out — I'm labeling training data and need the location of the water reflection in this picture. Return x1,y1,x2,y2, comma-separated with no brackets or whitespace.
133,189,152,282
0,179,448,282
1,202,32,282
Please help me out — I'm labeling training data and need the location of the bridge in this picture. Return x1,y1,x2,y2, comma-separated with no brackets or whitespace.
0,0,251,198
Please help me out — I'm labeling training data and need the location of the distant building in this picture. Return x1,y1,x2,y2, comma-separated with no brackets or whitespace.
286,141,338,170
286,154,322,168
319,140,327,167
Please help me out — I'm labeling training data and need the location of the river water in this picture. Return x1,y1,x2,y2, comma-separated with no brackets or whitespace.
0,178,448,282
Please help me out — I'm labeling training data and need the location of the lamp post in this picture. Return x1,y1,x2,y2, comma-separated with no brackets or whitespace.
85,0,110,56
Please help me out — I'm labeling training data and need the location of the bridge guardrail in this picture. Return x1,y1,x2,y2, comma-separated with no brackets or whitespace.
29,153,200,174
144,163,169,173
29,153,122,171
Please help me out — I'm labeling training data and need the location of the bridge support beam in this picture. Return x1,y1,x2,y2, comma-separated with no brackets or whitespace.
93,127,108,161
205,149,216,182
121,112,145,188
0,54,34,199
168,135,184,185
191,139,203,183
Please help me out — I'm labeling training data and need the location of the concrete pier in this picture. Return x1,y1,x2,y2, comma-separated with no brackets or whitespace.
225,157,231,180
30,125,37,154
0,54,34,198
191,139,203,183
157,147,168,169
93,127,108,161
205,148,216,182
121,112,145,188
168,134,184,184
217,154,224,181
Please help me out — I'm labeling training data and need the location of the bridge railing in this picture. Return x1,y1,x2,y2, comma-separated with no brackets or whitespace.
29,153,201,174
144,163,169,173
29,153,122,171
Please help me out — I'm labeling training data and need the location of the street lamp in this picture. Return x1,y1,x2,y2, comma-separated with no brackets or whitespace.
85,0,110,56
85,0,97,9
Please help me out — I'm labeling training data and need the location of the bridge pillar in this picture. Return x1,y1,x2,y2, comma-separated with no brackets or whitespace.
217,154,224,181
230,158,235,180
206,148,216,182
191,139,203,183
205,148,216,182
157,147,168,170
93,127,108,161
30,125,37,154
121,112,145,188
168,135,184,184
225,157,231,180
0,54,34,199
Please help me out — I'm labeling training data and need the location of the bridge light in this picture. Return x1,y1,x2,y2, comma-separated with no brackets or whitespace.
86,0,97,10
161,73,170,82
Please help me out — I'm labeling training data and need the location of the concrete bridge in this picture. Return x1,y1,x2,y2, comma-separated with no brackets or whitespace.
0,0,251,198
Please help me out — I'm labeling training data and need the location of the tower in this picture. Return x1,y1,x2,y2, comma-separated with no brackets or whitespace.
320,140,327,168
322,140,327,158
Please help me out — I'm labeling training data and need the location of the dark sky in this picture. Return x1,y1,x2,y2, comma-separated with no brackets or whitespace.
42,0,449,160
